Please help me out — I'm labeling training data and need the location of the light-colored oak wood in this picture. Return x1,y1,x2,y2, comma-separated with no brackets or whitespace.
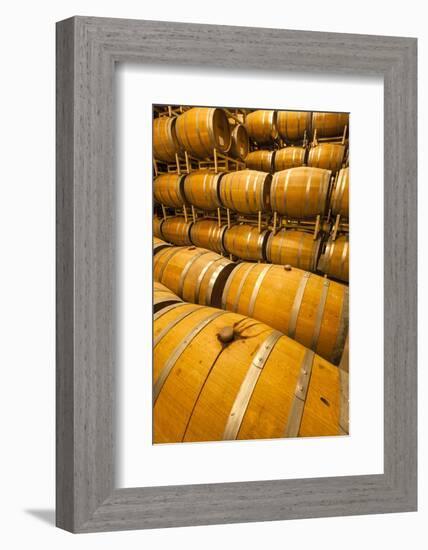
277,111,312,142
153,301,347,443
318,235,349,283
153,173,186,208
219,169,272,214
160,216,193,246
245,110,278,143
190,219,227,254
229,124,249,160
153,281,183,312
330,167,349,218
153,116,182,162
245,149,275,172
312,112,349,138
221,262,348,364
308,143,345,172
154,245,236,308
224,223,270,261
175,107,231,159
266,229,321,271
183,170,223,210
153,216,164,239
153,236,171,255
271,166,331,219
274,146,306,171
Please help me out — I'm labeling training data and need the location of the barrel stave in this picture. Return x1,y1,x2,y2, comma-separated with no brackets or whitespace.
276,111,312,142
245,150,275,172
154,245,235,307
330,167,349,218
224,224,270,262
219,169,272,214
274,147,306,171
153,301,346,443
153,116,181,162
190,219,227,254
266,230,321,271
160,217,193,246
308,143,345,172
175,107,231,159
183,170,223,210
298,358,343,437
153,173,186,208
153,281,183,312
221,262,348,364
318,235,349,283
229,124,249,160
245,110,278,144
270,166,331,219
153,237,172,255
153,217,164,240
312,112,349,138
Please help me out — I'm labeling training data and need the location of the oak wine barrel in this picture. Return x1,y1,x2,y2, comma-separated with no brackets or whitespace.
153,173,186,208
219,170,272,214
330,167,349,218
223,224,271,262
153,301,348,443
270,167,331,219
154,245,236,308
276,111,312,142
153,116,181,162
245,150,275,173
308,143,345,172
153,237,172,255
190,219,227,254
229,124,249,160
183,170,223,210
175,107,231,159
160,217,193,246
318,235,349,283
274,147,306,171
312,112,349,138
221,262,348,364
266,230,321,271
245,110,278,144
153,216,165,240
154,281,183,313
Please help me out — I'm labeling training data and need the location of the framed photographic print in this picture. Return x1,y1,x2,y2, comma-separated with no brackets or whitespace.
56,16,417,532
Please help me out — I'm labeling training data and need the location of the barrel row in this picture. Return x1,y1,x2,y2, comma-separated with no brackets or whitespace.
153,288,349,443
245,142,347,174
153,107,349,163
245,110,349,144
154,217,349,282
153,245,349,364
154,165,349,219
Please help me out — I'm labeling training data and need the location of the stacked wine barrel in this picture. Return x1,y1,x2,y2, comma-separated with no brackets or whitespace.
152,105,350,444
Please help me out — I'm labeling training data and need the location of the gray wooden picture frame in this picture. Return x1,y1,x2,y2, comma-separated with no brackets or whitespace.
56,16,417,533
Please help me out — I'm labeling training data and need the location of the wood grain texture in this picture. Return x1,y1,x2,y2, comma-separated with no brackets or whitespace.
308,143,345,172
266,229,321,270
189,219,227,254
270,166,330,218
221,262,347,363
152,302,344,443
56,15,417,532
